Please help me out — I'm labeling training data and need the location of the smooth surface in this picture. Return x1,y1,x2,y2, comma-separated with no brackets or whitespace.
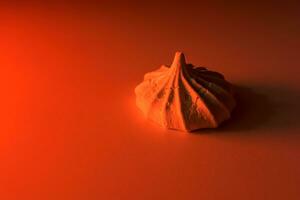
1,2,300,200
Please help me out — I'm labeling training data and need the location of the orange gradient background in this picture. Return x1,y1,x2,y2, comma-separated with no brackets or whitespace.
0,1,300,200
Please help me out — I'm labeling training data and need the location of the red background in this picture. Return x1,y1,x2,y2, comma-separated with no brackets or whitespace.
1,1,300,199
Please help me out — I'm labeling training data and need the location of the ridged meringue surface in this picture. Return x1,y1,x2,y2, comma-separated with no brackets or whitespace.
135,52,236,132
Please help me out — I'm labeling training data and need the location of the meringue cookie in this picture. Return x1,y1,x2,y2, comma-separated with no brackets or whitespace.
135,52,236,132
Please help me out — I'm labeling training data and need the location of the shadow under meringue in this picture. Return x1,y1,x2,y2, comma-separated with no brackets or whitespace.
193,84,300,134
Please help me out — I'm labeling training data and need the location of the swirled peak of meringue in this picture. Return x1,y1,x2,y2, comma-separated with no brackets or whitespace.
135,52,236,132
